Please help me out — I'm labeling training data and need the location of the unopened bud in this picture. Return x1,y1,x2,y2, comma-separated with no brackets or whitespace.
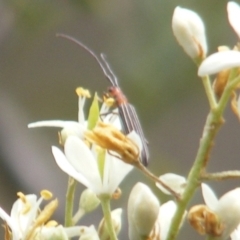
172,6,207,61
227,1,240,39
98,208,122,240
156,173,186,196
80,189,100,213
128,183,159,240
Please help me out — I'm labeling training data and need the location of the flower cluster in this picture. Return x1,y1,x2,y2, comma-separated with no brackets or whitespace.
2,1,240,240
0,190,82,240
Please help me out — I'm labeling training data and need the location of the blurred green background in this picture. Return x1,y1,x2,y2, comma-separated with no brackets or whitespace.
0,0,240,239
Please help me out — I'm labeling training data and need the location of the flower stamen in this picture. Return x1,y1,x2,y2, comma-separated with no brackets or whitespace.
76,87,91,98
17,192,31,214
85,121,139,164
40,190,53,200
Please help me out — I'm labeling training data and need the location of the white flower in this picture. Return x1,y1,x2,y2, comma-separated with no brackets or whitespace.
0,194,41,240
156,173,186,196
198,51,240,76
0,193,81,240
172,6,207,60
52,135,134,196
227,2,240,39
202,184,240,239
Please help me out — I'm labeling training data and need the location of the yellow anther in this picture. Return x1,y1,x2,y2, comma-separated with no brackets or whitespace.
45,220,58,227
35,199,58,226
17,192,27,203
76,87,91,98
103,96,115,107
85,121,139,164
17,192,31,214
40,190,53,200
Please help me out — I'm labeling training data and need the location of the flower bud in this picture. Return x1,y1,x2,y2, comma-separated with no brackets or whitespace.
80,189,100,213
227,2,240,39
98,208,122,240
128,182,159,240
156,173,186,196
172,6,207,61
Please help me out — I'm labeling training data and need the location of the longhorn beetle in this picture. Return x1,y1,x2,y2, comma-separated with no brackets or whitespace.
57,34,149,166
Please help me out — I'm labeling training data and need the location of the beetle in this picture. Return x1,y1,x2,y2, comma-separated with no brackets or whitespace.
57,34,149,166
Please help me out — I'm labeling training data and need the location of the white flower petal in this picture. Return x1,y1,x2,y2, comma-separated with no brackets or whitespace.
52,146,95,191
28,120,77,128
64,137,102,191
159,201,177,240
0,208,17,239
198,51,240,76
11,194,39,237
156,173,186,195
103,154,133,194
201,183,218,210
216,188,240,239
78,96,85,124
227,2,240,39
28,121,85,138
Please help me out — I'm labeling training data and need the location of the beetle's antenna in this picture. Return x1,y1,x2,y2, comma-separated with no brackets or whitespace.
56,33,117,86
100,53,119,86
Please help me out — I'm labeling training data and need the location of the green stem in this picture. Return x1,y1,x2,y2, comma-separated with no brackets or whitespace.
202,75,218,109
99,194,118,240
65,177,77,227
72,208,85,225
166,74,240,240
